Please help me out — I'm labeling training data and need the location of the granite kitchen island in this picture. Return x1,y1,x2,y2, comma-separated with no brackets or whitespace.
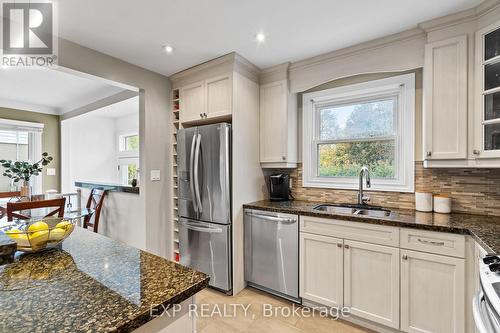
0,227,209,333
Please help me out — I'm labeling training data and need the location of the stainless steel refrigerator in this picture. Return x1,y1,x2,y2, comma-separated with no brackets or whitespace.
177,123,232,293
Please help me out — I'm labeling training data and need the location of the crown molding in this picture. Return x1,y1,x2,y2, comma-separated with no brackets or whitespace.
419,0,500,32
169,52,261,84
289,27,425,72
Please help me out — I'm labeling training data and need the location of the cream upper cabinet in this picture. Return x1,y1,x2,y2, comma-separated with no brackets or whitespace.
300,232,343,308
179,75,233,124
344,240,400,329
205,75,232,119
259,79,297,168
423,35,468,161
475,21,500,159
180,80,205,124
400,249,465,333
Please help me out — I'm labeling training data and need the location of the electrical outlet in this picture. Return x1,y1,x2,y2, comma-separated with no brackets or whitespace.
46,168,56,176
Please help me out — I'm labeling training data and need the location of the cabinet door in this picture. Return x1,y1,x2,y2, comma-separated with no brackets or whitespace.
260,80,288,163
401,250,465,333
206,75,232,119
475,22,500,159
300,232,343,307
423,35,468,160
180,81,205,123
343,240,400,329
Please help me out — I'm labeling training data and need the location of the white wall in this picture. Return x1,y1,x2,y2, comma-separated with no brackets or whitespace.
59,38,171,258
61,97,139,192
61,113,117,193
61,98,143,249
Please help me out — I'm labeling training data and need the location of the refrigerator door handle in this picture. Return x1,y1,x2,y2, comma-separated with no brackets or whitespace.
194,133,203,213
189,134,198,213
184,222,223,233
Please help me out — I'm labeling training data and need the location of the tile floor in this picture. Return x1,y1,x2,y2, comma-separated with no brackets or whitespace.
195,287,373,333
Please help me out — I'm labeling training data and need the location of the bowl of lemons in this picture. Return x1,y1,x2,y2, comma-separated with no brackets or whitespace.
3,217,76,253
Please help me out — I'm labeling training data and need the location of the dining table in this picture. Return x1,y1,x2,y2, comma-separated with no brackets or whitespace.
0,194,93,228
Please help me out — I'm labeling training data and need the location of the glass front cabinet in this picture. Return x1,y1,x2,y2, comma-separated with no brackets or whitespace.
476,21,500,159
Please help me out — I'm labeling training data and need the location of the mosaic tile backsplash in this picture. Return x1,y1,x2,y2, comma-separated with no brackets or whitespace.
287,162,500,216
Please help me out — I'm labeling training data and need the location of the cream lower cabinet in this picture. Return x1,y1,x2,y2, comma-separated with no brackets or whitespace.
300,232,343,308
400,249,465,333
300,216,467,332
299,233,400,329
344,240,400,329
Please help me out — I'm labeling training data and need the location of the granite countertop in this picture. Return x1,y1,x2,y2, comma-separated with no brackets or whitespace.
75,181,140,194
0,227,209,333
244,200,500,254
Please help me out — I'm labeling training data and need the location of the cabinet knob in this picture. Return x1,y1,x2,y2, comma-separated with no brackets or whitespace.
200,113,203,118
204,113,207,118
344,244,350,249
402,254,408,260
426,151,432,157
337,243,342,248
282,156,286,161
473,149,480,155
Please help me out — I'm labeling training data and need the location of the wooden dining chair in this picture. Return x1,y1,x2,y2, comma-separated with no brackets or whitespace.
82,189,108,233
6,197,66,221
0,191,21,199
0,191,21,219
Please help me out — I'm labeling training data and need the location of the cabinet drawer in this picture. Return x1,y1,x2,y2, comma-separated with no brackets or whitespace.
400,228,465,258
300,216,399,247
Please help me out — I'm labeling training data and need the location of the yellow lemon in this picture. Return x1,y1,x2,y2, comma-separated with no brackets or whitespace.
15,234,30,247
55,221,72,230
28,221,49,233
49,228,66,241
29,230,49,247
5,230,30,247
5,228,22,237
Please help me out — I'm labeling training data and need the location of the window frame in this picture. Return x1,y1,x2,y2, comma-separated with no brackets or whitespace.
117,132,139,185
0,118,43,193
302,74,415,192
118,133,139,158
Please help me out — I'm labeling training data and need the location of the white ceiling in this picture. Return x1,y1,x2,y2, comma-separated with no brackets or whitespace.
0,68,126,114
58,0,482,76
90,96,139,119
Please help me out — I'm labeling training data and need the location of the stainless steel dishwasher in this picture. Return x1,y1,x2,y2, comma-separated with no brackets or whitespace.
244,209,300,303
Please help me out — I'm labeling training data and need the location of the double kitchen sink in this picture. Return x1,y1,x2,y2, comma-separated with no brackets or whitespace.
313,203,392,218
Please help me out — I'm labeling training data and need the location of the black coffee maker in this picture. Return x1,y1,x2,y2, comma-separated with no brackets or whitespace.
269,174,290,201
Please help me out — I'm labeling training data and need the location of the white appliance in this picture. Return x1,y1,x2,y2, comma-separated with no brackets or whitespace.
474,254,500,332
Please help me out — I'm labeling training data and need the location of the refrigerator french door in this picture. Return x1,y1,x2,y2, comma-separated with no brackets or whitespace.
178,123,232,293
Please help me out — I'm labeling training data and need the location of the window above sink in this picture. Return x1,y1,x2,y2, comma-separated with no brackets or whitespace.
302,74,415,192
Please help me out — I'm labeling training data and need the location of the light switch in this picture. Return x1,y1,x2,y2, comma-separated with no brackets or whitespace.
47,168,56,176
150,170,161,181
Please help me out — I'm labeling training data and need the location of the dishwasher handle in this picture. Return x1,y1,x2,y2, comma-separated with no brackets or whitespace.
245,211,296,224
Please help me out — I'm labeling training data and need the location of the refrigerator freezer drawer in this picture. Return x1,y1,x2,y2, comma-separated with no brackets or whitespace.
179,218,232,292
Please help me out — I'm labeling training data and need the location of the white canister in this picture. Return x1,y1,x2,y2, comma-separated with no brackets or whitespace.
434,195,452,214
415,192,433,212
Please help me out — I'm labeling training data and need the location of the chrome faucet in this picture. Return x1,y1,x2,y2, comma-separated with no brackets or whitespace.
358,166,371,205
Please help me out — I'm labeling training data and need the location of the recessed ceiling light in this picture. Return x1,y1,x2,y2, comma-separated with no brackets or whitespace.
163,45,174,54
255,32,266,43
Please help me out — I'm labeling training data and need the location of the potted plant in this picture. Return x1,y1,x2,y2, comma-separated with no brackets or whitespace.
0,152,53,197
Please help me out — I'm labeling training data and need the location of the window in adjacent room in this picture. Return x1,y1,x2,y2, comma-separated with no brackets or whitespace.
302,74,415,192
0,119,43,193
118,133,139,186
